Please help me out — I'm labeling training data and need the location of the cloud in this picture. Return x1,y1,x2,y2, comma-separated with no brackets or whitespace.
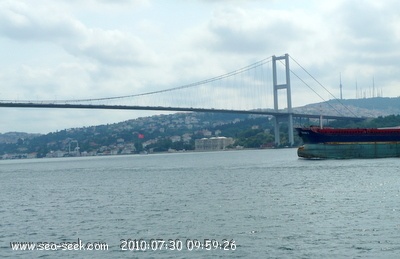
202,7,302,54
0,2,81,41
0,1,157,67
331,1,400,55
65,29,158,67
60,0,150,9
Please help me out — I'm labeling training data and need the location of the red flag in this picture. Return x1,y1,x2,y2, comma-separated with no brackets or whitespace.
138,134,144,139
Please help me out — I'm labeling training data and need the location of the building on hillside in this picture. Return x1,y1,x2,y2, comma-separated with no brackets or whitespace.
195,137,234,151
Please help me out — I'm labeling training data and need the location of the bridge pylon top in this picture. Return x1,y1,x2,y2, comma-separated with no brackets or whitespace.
272,53,294,146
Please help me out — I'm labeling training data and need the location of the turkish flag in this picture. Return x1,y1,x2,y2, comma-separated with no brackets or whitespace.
138,134,144,139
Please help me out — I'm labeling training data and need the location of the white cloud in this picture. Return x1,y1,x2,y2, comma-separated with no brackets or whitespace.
0,1,157,67
206,7,304,54
0,2,80,41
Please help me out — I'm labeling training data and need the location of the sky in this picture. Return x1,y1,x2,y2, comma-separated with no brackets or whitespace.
1,0,400,134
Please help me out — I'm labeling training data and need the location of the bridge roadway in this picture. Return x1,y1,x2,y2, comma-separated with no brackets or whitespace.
0,102,364,121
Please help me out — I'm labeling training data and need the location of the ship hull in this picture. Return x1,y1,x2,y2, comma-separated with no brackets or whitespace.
298,142,400,159
295,128,400,144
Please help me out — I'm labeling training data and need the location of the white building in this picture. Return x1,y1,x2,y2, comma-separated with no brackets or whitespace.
195,137,234,151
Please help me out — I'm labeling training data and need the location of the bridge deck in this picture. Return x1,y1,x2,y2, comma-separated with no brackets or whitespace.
0,102,364,121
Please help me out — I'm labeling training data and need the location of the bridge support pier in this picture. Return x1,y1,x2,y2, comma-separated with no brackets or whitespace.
272,54,294,147
274,116,280,145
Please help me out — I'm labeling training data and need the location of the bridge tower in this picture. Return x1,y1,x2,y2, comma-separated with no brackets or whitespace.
272,54,294,146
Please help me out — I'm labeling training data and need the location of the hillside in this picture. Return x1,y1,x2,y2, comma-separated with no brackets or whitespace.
0,132,41,144
295,97,400,117
0,112,279,158
1,97,399,159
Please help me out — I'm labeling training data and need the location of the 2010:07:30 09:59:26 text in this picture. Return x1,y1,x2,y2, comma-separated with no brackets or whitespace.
120,238,237,251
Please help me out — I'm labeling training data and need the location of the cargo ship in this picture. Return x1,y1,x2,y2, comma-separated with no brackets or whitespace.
296,126,400,159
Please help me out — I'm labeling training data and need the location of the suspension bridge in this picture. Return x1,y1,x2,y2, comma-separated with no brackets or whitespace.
0,53,363,146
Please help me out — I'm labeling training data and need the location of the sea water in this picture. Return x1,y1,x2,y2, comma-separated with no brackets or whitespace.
1,149,400,258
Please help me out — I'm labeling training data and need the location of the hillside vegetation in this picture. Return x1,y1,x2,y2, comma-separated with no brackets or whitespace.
1,97,400,158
